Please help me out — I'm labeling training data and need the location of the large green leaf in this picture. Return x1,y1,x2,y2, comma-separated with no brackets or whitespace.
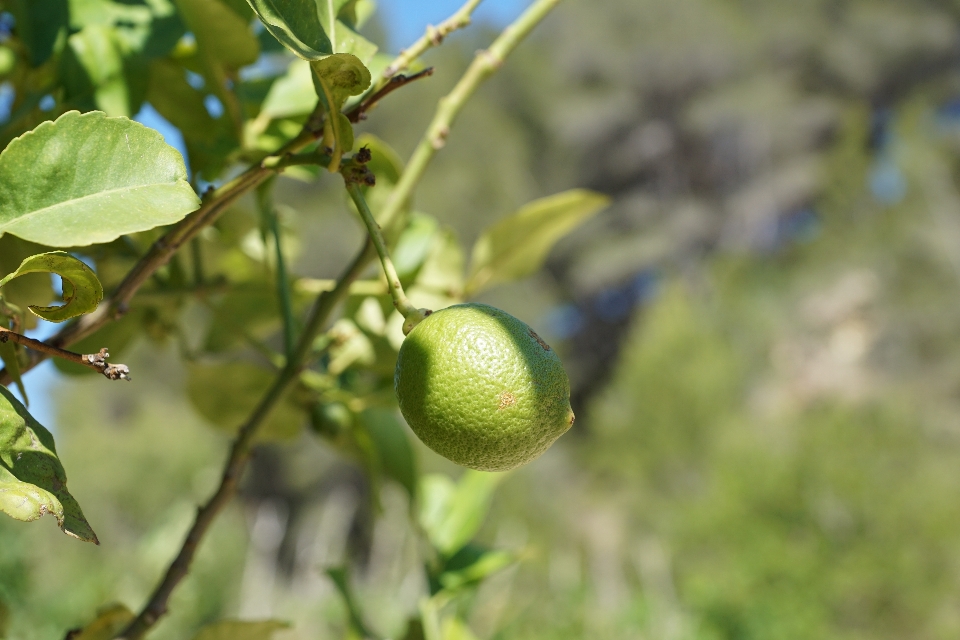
465,190,610,295
0,385,98,543
192,620,289,640
0,111,201,247
0,252,103,322
175,0,260,68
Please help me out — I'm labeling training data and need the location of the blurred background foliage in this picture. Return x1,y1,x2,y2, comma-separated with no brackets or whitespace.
3,0,960,638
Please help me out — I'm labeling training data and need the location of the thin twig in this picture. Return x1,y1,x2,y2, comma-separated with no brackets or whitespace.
117,241,376,639
343,178,427,333
383,0,484,78
377,0,564,231
257,180,297,358
348,68,435,123
0,327,129,380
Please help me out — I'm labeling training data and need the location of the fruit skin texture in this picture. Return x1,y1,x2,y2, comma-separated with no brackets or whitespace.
394,303,574,472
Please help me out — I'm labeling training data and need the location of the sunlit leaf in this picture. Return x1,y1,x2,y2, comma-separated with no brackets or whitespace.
0,385,98,543
420,471,505,556
465,190,610,295
0,252,102,322
393,214,439,281
245,0,333,60
66,25,129,116
0,111,201,247
192,619,289,640
187,362,305,441
68,603,135,640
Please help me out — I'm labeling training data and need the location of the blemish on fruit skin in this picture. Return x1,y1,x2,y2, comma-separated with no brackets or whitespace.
528,329,551,351
498,391,517,409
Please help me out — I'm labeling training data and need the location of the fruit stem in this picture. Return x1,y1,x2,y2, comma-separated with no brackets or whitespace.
344,181,429,333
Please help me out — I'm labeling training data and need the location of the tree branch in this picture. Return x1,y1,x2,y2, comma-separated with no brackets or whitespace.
348,67,435,123
116,240,376,639
0,327,130,380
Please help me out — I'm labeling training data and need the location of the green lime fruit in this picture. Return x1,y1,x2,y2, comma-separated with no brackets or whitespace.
394,303,574,471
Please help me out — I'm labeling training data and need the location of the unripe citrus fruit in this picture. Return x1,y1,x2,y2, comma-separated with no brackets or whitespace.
394,303,574,471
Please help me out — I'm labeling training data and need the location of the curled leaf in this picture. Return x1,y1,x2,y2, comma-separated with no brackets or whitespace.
0,251,103,322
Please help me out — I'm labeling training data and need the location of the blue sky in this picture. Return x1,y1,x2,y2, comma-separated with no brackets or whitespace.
378,0,527,49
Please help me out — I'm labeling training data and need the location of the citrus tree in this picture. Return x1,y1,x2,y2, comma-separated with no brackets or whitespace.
0,0,609,637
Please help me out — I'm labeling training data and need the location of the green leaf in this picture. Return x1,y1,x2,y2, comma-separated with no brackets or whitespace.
465,190,610,296
147,59,220,142
0,341,26,406
175,0,260,68
0,236,52,330
419,471,504,556
358,408,418,501
0,252,103,322
245,0,333,60
338,0,376,31
326,567,375,639
0,385,98,543
259,59,317,120
393,214,439,281
9,0,69,67
312,53,372,111
192,620,290,640
187,362,305,441
66,25,129,116
355,132,403,186
311,53,370,171
439,547,517,591
0,111,201,247
69,603,135,640
440,617,481,640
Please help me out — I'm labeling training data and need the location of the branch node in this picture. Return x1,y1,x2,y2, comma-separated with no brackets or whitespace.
102,363,132,381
